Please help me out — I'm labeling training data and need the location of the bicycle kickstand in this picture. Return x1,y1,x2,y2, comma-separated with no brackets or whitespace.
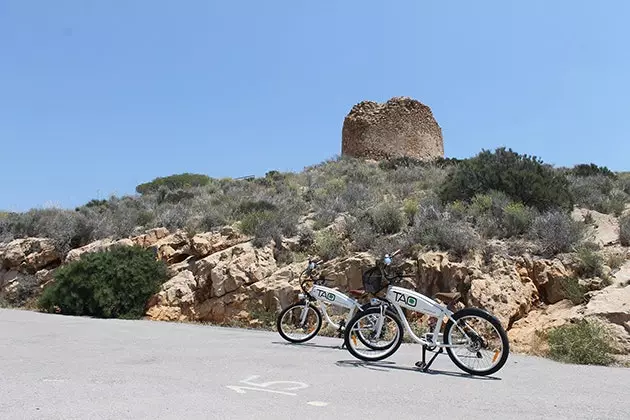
415,344,443,372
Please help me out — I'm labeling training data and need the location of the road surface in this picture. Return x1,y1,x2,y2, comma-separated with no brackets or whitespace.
1,308,629,419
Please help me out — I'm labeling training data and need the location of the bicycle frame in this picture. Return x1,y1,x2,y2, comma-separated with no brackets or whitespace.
363,252,476,349
373,284,473,349
299,284,365,331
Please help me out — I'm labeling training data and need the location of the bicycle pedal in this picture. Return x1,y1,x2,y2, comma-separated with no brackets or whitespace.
414,361,427,370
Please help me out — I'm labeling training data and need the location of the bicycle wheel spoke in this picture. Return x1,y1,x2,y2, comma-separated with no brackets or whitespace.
447,315,504,373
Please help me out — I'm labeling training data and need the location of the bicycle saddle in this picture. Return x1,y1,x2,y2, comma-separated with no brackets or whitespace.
348,289,367,297
434,292,461,303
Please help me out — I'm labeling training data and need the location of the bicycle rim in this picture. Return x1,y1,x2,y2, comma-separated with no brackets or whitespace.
445,313,507,375
278,303,321,343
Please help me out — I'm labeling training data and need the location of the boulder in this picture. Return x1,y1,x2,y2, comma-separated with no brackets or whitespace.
415,252,475,298
508,300,579,356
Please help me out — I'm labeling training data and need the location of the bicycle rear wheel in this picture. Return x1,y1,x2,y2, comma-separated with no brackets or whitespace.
277,301,322,343
343,306,403,362
443,308,509,376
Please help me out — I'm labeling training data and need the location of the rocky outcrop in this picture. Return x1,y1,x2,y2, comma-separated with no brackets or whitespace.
509,284,630,356
65,227,170,262
517,257,572,304
0,238,60,273
572,208,620,247
341,97,444,162
0,238,61,307
470,257,540,329
146,242,277,322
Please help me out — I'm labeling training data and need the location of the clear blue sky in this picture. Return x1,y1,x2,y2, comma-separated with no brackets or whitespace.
1,1,629,212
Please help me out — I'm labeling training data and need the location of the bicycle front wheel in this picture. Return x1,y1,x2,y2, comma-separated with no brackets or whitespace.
277,301,322,343
344,306,403,362
443,308,510,376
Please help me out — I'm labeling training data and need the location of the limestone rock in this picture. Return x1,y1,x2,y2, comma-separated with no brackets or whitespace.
0,271,40,306
65,238,116,263
341,97,444,161
190,228,249,258
0,238,60,272
469,258,540,329
195,243,277,299
579,285,630,353
571,208,619,246
321,253,375,290
508,300,579,356
152,231,191,264
415,252,474,298
131,227,170,248
250,262,305,312
518,257,571,304
509,284,630,356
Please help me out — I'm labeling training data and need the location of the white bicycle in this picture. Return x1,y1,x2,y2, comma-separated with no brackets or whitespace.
276,259,393,351
343,250,510,376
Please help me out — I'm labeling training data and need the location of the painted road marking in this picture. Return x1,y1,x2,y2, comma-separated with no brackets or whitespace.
226,386,297,396
307,401,329,407
227,375,309,396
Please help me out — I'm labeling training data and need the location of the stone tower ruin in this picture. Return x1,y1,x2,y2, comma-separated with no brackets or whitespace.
341,97,444,161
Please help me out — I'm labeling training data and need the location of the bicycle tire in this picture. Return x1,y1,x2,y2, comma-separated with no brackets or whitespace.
343,306,404,362
276,301,323,343
443,307,510,376
354,302,398,351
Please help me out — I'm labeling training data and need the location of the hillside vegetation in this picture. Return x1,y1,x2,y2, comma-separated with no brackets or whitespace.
1,148,629,262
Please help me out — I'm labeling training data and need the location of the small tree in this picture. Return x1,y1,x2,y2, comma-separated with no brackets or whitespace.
136,173,211,195
39,245,167,319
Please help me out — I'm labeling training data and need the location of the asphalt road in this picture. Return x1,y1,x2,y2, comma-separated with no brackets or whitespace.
1,308,629,420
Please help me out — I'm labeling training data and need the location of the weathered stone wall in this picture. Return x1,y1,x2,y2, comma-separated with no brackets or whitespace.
341,96,444,161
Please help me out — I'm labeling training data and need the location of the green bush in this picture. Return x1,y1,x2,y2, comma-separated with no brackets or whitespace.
469,192,536,238
368,202,405,235
38,245,167,319
240,211,280,247
402,199,419,224
558,277,587,305
568,175,628,215
619,215,630,247
136,173,211,195
606,252,626,270
503,202,537,237
574,246,604,278
315,230,345,261
547,319,614,365
529,211,584,256
439,148,574,211
1,209,96,253
237,200,277,216
409,206,480,258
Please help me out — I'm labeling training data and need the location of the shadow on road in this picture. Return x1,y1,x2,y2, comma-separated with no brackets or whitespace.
271,341,345,350
335,360,502,381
